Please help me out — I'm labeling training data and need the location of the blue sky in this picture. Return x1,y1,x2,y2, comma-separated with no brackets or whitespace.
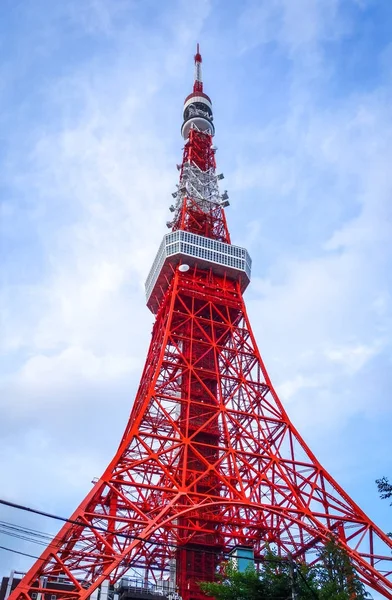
1,0,392,593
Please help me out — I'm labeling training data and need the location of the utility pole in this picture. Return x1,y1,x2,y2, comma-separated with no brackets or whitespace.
288,556,299,600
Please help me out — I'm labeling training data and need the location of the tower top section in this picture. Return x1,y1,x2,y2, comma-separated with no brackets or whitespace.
145,45,251,314
181,43,214,139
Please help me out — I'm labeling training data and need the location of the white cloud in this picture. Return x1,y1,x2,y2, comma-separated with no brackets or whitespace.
325,342,382,374
276,374,320,402
238,0,346,54
18,346,132,387
0,427,104,507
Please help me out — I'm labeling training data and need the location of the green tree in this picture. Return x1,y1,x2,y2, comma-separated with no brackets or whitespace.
199,549,316,600
258,550,317,599
199,561,265,600
376,476,392,537
199,540,368,600
376,476,392,503
315,538,368,600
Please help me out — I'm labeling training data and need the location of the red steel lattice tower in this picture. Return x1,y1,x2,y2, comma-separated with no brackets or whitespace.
9,45,392,600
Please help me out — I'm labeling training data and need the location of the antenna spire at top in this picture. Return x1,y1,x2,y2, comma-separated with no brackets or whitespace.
193,42,203,93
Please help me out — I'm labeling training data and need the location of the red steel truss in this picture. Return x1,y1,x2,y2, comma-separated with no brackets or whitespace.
9,45,392,600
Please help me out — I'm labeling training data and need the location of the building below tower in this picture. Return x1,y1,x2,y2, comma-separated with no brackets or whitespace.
0,573,180,600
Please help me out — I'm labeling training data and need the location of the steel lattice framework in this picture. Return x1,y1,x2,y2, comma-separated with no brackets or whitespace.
9,45,392,600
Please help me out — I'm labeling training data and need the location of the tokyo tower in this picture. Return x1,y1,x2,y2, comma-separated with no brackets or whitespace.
9,45,392,600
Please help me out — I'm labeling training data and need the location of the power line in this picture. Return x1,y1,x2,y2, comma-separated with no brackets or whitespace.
0,519,82,550
0,521,54,547
0,545,42,561
0,496,317,566
0,497,263,559
0,497,179,551
0,520,54,539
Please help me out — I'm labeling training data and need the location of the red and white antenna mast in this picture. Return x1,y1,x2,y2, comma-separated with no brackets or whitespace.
193,42,203,93
165,43,231,248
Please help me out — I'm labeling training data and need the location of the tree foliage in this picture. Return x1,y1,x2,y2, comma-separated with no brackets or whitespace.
376,476,392,503
315,539,368,600
376,476,392,537
199,539,368,600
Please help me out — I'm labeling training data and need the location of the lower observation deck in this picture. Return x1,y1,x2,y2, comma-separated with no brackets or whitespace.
145,230,251,314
